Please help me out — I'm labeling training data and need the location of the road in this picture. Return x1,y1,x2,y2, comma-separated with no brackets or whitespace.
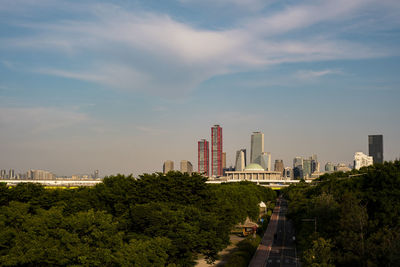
266,199,298,267
249,198,298,267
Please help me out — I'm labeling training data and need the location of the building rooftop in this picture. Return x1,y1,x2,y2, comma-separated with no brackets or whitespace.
244,163,264,171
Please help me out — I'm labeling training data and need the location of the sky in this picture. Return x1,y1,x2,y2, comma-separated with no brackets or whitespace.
1,0,400,176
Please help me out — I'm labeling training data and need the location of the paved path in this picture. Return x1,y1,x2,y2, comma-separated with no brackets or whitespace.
249,198,298,267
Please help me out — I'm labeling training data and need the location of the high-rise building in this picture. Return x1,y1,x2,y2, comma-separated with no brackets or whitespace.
180,160,193,175
28,169,55,180
303,159,312,178
293,156,304,179
163,160,174,174
8,169,15,179
93,170,99,179
325,162,335,172
260,152,271,171
354,152,373,170
283,167,294,179
0,169,6,179
235,149,246,171
211,125,223,177
222,152,226,170
274,159,284,175
293,157,303,168
368,135,383,164
310,154,319,173
198,139,209,176
250,132,264,165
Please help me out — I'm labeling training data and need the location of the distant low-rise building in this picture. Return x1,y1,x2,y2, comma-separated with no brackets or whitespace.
335,163,352,172
325,162,335,172
27,169,55,180
180,160,193,175
274,159,284,176
163,160,174,174
283,167,293,179
225,163,282,182
354,152,373,170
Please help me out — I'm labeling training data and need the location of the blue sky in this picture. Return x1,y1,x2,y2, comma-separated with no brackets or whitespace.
1,0,400,176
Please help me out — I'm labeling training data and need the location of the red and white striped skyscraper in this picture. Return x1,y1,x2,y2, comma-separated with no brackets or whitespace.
198,139,209,176
211,125,223,177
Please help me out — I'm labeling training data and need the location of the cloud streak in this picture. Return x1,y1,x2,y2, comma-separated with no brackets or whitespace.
1,0,398,96
295,69,344,80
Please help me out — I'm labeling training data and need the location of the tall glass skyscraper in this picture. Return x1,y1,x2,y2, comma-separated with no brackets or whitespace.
198,139,209,176
235,149,246,171
211,125,223,177
260,152,271,171
368,135,383,164
250,132,264,164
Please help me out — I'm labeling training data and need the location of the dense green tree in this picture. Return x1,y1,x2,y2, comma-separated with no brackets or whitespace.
303,237,334,267
0,172,276,266
284,160,400,266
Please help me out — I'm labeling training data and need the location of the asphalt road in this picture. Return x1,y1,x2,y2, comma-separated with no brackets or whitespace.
266,199,298,267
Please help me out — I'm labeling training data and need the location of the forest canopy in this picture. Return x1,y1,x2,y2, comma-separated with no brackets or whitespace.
0,172,276,266
283,161,400,266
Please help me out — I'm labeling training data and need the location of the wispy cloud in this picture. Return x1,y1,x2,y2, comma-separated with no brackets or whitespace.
295,69,344,80
36,64,150,91
1,0,398,96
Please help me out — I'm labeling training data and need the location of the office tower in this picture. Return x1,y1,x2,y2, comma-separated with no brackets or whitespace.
354,152,373,170
293,156,304,179
8,169,15,179
0,169,6,179
260,152,271,171
274,159,284,175
163,160,174,174
303,159,312,178
235,149,246,171
211,125,223,177
310,154,319,173
293,157,303,168
325,162,335,172
198,139,209,176
283,167,294,179
368,135,383,164
222,152,226,170
293,166,303,179
28,169,55,180
250,132,264,165
93,170,99,179
180,160,193,175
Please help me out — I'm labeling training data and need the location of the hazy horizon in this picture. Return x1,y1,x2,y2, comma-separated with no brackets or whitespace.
1,0,399,176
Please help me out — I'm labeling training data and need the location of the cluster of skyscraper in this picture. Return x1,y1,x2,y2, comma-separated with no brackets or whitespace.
0,169,55,180
162,160,193,175
198,129,277,177
0,169,101,180
292,155,320,179
0,169,16,179
197,125,226,177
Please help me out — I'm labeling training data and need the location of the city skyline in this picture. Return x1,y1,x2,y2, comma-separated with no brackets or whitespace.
1,0,399,176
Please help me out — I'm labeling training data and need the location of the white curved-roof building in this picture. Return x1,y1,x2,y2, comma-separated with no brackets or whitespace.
225,163,283,182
